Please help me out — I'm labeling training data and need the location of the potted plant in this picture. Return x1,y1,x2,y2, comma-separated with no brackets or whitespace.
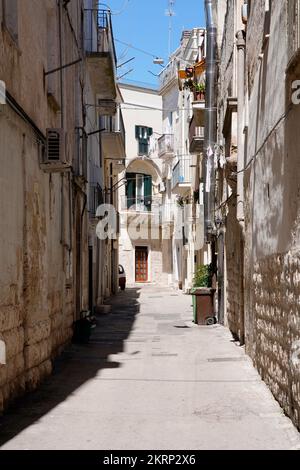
193,264,213,288
194,81,205,101
191,264,216,325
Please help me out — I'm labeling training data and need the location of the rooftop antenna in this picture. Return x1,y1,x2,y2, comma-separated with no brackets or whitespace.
165,0,175,59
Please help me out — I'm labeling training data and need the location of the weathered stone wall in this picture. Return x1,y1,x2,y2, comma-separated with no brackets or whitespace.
243,0,300,430
252,253,300,428
216,0,244,333
225,200,244,342
0,0,87,411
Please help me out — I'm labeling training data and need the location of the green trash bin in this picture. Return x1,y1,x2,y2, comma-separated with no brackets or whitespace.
191,288,198,323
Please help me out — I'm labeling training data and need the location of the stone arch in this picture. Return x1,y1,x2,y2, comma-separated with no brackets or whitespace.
125,157,162,184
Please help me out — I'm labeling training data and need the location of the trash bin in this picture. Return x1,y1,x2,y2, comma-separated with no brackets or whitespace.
191,288,216,325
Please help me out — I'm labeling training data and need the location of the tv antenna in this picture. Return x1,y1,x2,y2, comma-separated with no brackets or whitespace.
165,0,176,59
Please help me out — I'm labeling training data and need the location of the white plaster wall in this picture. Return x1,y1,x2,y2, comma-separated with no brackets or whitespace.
119,84,163,165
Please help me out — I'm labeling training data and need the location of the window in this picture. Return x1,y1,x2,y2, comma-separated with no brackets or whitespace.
3,0,18,41
126,172,152,211
135,126,153,156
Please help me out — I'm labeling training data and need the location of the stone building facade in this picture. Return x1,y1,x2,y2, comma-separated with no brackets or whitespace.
159,29,210,292
214,0,300,429
0,0,122,411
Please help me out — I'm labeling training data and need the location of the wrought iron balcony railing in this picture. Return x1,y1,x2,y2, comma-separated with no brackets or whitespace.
158,134,175,158
84,9,117,66
172,158,192,189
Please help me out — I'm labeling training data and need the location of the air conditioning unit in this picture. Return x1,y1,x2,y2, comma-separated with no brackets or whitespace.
41,129,70,172
159,182,166,193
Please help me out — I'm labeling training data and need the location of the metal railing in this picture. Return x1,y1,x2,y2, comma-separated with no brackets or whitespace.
158,58,178,91
189,120,204,139
172,158,192,189
158,134,175,157
120,195,155,213
120,196,175,223
84,9,117,66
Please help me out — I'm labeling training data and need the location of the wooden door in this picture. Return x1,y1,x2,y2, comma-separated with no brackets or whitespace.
135,247,148,282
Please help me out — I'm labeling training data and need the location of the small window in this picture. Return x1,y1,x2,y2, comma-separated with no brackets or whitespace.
135,126,153,156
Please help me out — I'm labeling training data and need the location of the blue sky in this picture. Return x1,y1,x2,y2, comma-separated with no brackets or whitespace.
106,0,205,86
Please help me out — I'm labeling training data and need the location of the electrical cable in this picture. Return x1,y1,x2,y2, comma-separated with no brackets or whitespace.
110,0,131,16
115,38,204,66
233,104,293,175
115,38,163,60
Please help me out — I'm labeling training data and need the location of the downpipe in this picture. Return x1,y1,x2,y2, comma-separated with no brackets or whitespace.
203,0,217,239
236,30,246,231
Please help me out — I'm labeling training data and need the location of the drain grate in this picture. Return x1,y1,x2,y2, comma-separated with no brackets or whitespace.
207,357,247,363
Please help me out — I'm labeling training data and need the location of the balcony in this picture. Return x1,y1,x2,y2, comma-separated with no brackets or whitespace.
158,134,175,159
172,159,192,195
189,119,204,154
101,107,126,160
84,9,117,99
192,97,205,127
159,59,179,92
120,195,164,227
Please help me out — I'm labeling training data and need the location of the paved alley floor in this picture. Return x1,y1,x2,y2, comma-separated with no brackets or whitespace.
1,285,300,450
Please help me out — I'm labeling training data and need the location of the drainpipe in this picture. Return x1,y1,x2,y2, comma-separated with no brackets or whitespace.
236,30,246,230
58,0,65,247
203,0,217,237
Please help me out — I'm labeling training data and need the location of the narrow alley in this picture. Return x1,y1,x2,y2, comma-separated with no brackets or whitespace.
1,286,299,451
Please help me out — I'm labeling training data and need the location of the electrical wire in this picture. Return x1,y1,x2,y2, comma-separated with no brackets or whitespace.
115,38,163,60
115,38,203,66
233,104,293,175
110,0,131,16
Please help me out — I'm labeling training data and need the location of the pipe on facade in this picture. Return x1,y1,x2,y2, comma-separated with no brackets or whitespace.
203,0,217,237
58,0,65,248
236,30,246,230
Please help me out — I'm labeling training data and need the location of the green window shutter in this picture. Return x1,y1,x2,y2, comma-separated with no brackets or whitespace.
144,175,152,212
126,173,136,209
135,126,152,155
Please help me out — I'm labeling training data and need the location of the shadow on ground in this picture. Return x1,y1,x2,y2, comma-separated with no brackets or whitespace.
0,288,141,446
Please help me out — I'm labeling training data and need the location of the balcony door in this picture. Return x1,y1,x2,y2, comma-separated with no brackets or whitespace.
126,173,152,211
135,247,148,283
